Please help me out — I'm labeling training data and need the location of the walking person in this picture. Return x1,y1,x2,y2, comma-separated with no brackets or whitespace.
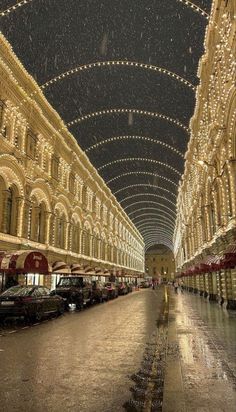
174,280,179,294
179,279,184,293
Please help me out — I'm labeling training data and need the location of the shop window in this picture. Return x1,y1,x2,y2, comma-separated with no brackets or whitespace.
26,131,37,159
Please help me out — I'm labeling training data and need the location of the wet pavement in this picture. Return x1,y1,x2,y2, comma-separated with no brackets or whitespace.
1,288,236,412
163,289,236,412
0,289,165,412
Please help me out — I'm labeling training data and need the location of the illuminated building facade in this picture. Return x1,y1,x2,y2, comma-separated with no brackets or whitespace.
174,0,236,308
145,245,175,282
0,34,144,285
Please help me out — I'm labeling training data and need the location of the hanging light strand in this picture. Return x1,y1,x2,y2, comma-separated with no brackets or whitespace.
68,108,190,133
107,171,179,189
119,193,176,208
98,158,182,177
86,136,184,158
0,0,34,18
41,60,196,91
177,0,210,19
114,184,176,198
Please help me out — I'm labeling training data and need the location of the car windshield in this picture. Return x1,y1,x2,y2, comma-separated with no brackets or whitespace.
57,278,83,287
1,286,34,296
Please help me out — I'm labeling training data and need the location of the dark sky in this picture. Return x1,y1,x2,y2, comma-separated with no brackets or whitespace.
0,0,212,249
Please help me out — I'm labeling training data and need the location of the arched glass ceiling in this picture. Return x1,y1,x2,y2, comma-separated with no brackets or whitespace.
0,0,211,251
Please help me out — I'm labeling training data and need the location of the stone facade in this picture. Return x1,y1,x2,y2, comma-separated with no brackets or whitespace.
174,0,236,308
145,245,175,281
0,34,144,276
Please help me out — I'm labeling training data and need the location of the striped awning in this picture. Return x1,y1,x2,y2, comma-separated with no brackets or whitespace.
52,261,71,274
0,250,49,274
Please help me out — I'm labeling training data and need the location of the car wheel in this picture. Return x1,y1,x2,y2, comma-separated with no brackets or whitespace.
57,305,64,316
34,310,43,322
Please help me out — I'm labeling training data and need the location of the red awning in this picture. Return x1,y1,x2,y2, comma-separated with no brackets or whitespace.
0,250,49,274
52,261,71,274
222,243,236,269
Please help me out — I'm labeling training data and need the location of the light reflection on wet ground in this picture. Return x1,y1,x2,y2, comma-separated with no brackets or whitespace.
0,289,164,412
169,290,236,411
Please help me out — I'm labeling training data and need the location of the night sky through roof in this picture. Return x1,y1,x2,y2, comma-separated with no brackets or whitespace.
0,0,212,251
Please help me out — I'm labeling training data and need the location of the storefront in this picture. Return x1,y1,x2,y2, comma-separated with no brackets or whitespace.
0,250,49,291
51,261,71,290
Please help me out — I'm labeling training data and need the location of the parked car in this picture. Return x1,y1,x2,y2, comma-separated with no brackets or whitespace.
126,282,134,293
140,281,151,288
117,282,128,295
104,282,118,299
0,285,64,322
53,276,92,310
91,281,109,303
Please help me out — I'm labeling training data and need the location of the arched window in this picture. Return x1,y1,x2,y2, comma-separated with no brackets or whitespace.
71,220,80,253
3,185,18,236
54,210,66,249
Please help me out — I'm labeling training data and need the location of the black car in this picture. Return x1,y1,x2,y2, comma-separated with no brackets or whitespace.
54,276,92,310
91,281,109,303
117,282,129,295
104,282,118,299
0,285,64,322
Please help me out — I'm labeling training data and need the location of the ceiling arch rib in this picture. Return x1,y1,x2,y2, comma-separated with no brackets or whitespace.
113,184,176,199
85,136,184,159
41,61,196,91
107,172,179,189
119,193,176,209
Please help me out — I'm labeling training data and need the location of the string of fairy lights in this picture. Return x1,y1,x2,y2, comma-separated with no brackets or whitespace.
97,158,182,177
124,200,176,215
140,224,174,234
107,172,179,190
67,109,190,134
119,193,176,208
0,0,209,20
41,60,196,91
85,136,184,159
130,207,176,222
114,184,176,199
137,222,175,232
133,213,176,227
